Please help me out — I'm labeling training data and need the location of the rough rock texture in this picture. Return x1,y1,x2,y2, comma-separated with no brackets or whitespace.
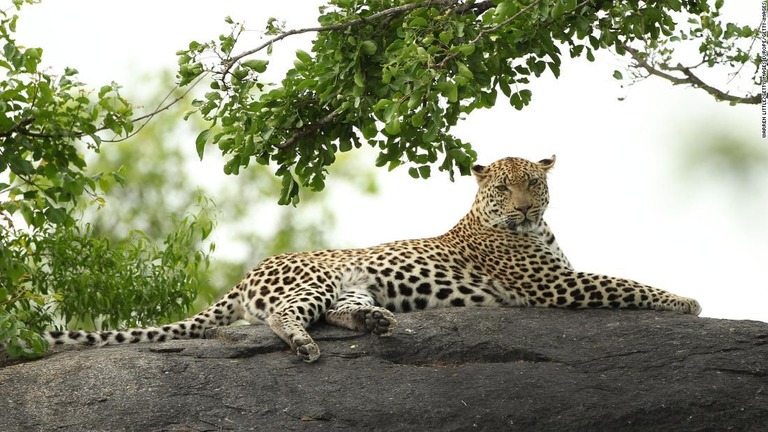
1,308,767,431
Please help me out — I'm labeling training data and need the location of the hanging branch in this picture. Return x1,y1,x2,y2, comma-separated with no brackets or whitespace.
622,44,760,105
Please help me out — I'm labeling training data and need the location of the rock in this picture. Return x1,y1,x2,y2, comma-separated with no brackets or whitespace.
1,308,767,431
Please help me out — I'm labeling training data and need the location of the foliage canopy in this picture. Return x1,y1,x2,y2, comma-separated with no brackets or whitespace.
0,2,212,357
177,0,760,204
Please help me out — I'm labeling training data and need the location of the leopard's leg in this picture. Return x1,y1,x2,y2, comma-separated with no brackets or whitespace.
323,269,397,336
324,288,397,336
265,285,331,363
534,270,701,315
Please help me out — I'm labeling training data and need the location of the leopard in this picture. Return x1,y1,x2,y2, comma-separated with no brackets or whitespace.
44,155,701,362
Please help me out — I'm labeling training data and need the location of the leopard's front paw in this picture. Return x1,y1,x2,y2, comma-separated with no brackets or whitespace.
293,337,321,363
364,308,397,336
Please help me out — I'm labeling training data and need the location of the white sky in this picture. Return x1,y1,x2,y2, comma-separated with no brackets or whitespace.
13,1,767,322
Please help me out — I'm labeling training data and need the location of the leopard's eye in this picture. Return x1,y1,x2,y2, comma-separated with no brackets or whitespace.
495,184,509,192
527,178,539,188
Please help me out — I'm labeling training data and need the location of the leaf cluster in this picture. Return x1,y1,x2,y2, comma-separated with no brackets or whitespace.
0,209,212,358
0,3,213,358
612,0,760,104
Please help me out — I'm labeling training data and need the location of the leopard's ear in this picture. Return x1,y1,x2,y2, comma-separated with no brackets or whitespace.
472,164,490,186
537,154,556,172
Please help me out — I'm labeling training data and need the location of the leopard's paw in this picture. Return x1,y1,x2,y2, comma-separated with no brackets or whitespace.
364,308,397,337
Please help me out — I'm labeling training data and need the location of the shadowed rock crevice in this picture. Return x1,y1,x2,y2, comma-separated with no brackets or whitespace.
2,308,767,431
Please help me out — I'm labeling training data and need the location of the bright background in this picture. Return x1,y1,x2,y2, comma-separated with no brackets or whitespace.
14,1,766,322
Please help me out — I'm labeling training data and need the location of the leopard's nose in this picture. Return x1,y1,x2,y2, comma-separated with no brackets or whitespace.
515,204,531,215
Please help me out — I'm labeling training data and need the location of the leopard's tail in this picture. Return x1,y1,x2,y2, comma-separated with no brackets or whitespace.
44,288,245,347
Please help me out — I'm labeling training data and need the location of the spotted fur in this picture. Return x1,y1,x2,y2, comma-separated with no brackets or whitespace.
45,155,701,362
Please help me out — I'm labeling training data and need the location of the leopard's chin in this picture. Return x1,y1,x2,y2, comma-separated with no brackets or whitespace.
507,218,538,233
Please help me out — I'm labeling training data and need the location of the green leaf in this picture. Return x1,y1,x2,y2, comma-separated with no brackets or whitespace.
495,1,517,21
552,0,565,18
457,44,475,56
278,172,299,206
411,109,426,127
195,129,211,159
44,207,68,225
457,62,474,79
241,59,268,73
360,40,377,55
418,165,431,179
409,17,428,27
354,70,364,88
295,49,312,64
437,82,458,103
383,101,400,123
384,117,401,135
439,31,453,45
612,70,623,80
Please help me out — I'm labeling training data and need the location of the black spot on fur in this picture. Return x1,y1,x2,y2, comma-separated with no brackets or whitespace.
470,295,485,303
398,283,413,296
416,283,432,295
386,281,396,298
401,300,412,312
414,298,428,309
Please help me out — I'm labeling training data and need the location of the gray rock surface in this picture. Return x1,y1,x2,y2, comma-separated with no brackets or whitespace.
1,308,767,431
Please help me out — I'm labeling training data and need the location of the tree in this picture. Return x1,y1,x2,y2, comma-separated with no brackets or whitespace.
177,0,760,205
0,2,212,358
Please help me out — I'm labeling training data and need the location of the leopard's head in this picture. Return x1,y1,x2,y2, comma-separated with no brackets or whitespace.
470,155,556,232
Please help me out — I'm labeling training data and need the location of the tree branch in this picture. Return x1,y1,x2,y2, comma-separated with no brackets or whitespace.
436,0,543,69
0,117,36,138
454,0,495,15
1,74,208,143
102,73,209,143
221,0,459,77
622,44,760,105
276,110,340,150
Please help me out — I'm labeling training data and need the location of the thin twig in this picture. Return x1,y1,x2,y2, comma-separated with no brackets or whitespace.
436,0,543,69
102,73,209,143
623,44,759,104
2,74,208,143
276,110,340,149
221,0,458,76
